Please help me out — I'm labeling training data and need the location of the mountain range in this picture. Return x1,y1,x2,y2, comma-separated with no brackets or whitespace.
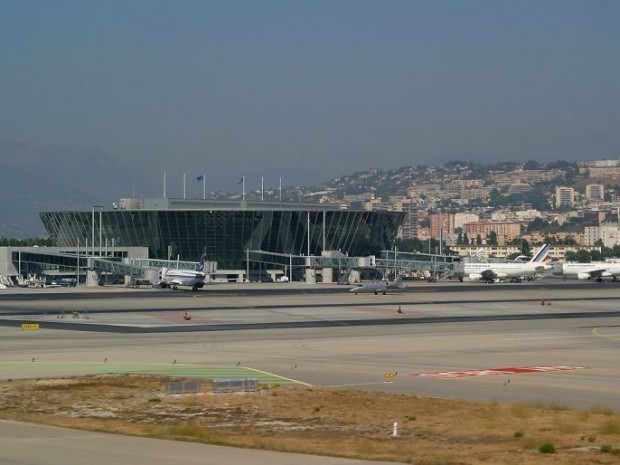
0,142,159,237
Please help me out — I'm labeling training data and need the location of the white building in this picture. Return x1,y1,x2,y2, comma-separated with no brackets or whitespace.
584,223,620,247
453,212,480,230
555,187,575,208
515,209,542,221
585,184,605,201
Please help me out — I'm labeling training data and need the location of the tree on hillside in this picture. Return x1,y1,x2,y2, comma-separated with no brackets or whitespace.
523,160,540,170
590,249,604,261
489,189,502,207
487,231,498,246
527,217,547,232
565,249,592,263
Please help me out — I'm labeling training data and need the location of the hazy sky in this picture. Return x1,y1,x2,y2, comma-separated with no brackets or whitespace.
1,0,619,192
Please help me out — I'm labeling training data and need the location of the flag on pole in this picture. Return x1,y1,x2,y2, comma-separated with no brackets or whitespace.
239,176,245,201
196,175,204,182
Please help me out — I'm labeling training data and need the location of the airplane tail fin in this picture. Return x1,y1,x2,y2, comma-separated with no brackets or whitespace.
197,250,207,272
472,248,485,259
530,244,550,263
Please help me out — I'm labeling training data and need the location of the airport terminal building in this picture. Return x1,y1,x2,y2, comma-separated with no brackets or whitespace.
39,198,405,272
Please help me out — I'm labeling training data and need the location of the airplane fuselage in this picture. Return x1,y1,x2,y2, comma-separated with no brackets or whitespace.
560,262,620,281
464,262,551,282
161,269,206,291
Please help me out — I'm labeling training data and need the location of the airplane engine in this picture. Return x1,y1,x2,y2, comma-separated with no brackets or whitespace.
468,273,484,282
577,272,592,280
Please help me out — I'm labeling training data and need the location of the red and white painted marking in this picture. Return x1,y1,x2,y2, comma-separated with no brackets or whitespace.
412,365,586,379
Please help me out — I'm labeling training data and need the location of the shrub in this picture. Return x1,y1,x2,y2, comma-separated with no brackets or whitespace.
538,442,555,454
513,430,524,438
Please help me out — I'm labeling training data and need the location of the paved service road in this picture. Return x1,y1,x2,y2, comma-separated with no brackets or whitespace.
0,420,401,465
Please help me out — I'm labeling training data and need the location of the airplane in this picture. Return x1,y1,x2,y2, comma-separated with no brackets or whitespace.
464,243,552,283
158,252,208,291
557,262,620,282
350,275,406,295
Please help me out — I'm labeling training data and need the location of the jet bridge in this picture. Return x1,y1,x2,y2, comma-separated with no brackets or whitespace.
86,257,151,284
246,250,376,283
245,249,463,283
129,258,217,274
377,250,464,280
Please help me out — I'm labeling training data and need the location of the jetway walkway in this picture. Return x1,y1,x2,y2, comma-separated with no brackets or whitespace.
129,258,217,274
4,248,219,287
247,249,463,281
376,250,463,278
87,257,149,280
247,250,375,269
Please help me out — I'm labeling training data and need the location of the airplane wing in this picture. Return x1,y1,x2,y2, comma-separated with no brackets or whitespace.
582,269,607,279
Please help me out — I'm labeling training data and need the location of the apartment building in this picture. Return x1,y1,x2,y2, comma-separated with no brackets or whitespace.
555,187,575,208
463,222,522,244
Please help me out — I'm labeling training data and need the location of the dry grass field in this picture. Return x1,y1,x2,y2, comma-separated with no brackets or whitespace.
1,374,620,464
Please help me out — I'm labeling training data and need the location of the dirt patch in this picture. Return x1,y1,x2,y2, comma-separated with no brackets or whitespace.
1,374,620,464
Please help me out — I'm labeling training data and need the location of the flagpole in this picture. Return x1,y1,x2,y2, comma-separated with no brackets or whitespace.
183,173,186,199
242,176,245,201
279,177,282,205
163,171,166,198
261,176,264,202
203,173,206,200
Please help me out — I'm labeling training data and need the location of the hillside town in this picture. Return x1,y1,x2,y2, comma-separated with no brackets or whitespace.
285,159,620,261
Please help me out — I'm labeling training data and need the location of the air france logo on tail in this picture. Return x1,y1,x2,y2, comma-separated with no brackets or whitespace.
530,243,550,263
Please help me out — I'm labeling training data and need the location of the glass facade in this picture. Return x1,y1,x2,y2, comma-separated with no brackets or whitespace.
40,208,404,269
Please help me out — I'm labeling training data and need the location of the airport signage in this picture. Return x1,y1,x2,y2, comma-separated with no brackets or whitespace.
20,323,40,331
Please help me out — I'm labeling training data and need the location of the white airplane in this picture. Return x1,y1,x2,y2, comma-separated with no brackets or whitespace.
464,244,552,283
559,262,620,282
350,275,406,295
158,252,208,291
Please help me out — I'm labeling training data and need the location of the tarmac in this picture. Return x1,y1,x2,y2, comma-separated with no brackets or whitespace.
1,279,620,464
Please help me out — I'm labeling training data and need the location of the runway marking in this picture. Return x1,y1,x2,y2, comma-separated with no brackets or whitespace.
0,362,305,385
242,366,312,387
592,327,620,342
412,365,586,379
